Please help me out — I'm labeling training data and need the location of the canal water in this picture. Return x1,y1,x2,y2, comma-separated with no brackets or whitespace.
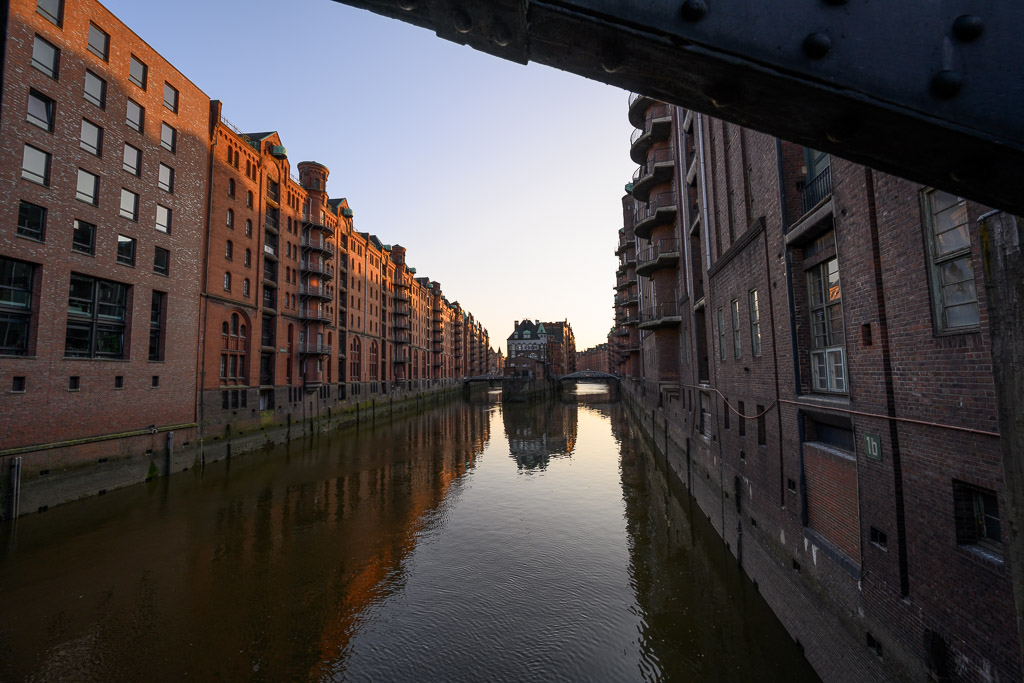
0,385,818,681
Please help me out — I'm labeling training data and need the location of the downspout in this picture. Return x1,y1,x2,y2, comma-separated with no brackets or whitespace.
197,102,220,467
697,113,711,270
777,138,801,506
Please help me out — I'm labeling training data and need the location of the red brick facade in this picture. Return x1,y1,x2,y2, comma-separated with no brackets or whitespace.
618,94,1018,680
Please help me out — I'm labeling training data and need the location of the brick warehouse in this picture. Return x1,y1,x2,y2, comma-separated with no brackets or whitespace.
616,93,1018,680
0,0,493,515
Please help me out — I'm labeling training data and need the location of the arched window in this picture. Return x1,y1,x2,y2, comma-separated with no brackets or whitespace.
242,278,250,297
225,240,233,260
226,208,234,228
246,191,253,208
233,150,239,169
227,178,235,197
370,342,379,380
246,160,251,176
287,324,293,344
245,219,252,237
350,337,361,380
231,313,239,335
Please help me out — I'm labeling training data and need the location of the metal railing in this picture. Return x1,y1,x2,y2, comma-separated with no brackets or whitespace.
395,320,411,330
299,305,331,321
632,146,675,184
299,283,333,300
630,104,672,146
637,238,681,268
640,301,681,323
635,190,677,224
264,215,279,233
801,164,832,214
266,185,280,203
299,343,331,355
300,259,334,278
300,236,334,255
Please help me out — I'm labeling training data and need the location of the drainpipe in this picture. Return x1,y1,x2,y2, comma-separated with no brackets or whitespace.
697,113,711,270
196,102,220,467
776,138,801,505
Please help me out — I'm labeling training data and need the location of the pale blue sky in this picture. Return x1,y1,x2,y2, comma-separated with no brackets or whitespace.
103,0,635,350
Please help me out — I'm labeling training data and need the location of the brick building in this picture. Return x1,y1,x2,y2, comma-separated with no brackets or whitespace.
618,93,1018,680
576,343,610,374
1,0,209,474
0,0,493,515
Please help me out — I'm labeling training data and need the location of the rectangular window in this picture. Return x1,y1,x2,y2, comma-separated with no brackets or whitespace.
76,169,99,204
749,290,761,356
156,205,171,234
0,257,34,356
160,123,176,152
32,36,59,78
731,299,741,358
116,235,135,266
27,90,55,131
953,481,1001,554
717,308,725,360
924,190,980,331
84,70,106,108
17,201,46,241
129,55,147,89
21,145,51,186
119,189,139,221
80,119,103,156
224,273,231,291
221,389,229,408
37,0,63,26
123,144,141,175
158,163,174,193
126,99,144,132
699,392,711,438
154,247,169,276
149,291,165,360
807,256,847,393
65,273,127,358
72,219,95,255
163,83,178,112
87,24,109,60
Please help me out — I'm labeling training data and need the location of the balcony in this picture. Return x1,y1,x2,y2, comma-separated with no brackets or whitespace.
395,319,411,330
630,104,673,163
394,352,410,364
299,283,333,301
264,215,279,235
615,292,639,307
394,303,411,317
303,213,335,236
299,342,331,356
263,235,279,261
266,184,280,205
636,238,681,276
394,331,410,344
627,91,658,129
632,147,675,203
299,305,331,322
634,191,678,239
300,236,335,256
394,290,410,302
639,301,683,329
300,258,334,280
801,164,832,215
262,264,278,287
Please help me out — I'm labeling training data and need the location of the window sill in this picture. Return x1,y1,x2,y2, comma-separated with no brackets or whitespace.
62,357,128,362
16,233,45,243
0,354,35,359
934,326,981,338
71,249,95,257
9,390,26,395
793,393,851,411
958,544,1004,569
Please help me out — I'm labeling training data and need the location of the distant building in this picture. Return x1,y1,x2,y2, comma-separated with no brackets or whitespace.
576,343,611,373
506,319,545,377
540,320,576,377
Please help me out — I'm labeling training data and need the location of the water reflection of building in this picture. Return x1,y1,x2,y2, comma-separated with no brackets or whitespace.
0,402,493,681
502,402,578,471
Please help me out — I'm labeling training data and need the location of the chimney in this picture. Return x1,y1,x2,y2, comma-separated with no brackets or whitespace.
514,321,519,329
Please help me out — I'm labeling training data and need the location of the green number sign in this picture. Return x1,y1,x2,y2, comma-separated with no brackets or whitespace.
864,433,882,461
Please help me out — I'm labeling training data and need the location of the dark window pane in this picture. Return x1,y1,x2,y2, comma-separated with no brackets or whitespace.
84,71,106,108
21,145,50,185
37,0,63,26
88,24,109,60
94,325,124,357
80,119,103,156
163,83,178,112
116,235,135,266
126,100,144,132
32,36,59,77
64,323,92,356
27,90,54,131
160,123,176,152
72,220,95,254
154,247,169,275
0,313,31,355
129,55,147,89
17,201,46,241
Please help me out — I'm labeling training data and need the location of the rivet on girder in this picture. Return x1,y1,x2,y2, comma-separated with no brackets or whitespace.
491,21,511,47
397,0,417,10
452,8,472,33
680,0,708,22
930,70,963,99
953,15,984,42
802,32,831,59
